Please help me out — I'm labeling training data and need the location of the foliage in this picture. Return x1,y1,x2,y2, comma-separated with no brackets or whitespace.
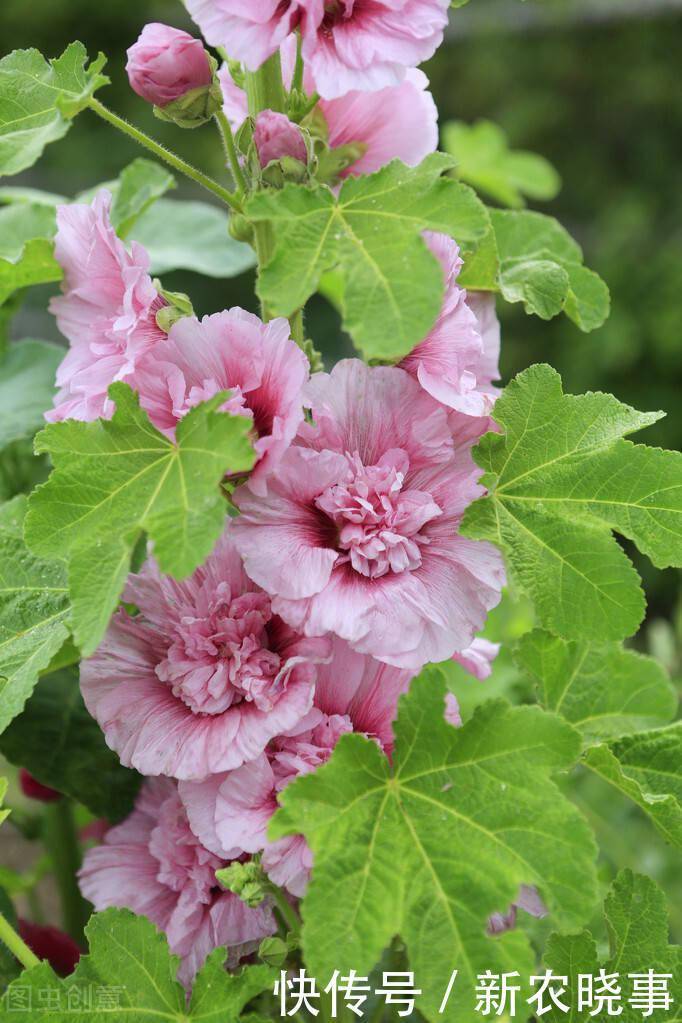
272,670,597,1022
0,9,679,1020
462,363,682,641
0,908,275,1021
24,384,255,655
442,119,561,208
0,43,108,177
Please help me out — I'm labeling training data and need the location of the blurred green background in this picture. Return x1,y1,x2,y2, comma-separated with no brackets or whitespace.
1,0,681,941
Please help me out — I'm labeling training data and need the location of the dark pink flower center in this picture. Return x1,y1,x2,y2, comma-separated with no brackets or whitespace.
315,450,442,579
156,584,283,715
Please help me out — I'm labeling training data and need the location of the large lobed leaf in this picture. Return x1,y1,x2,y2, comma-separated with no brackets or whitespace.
271,670,597,1022
516,629,677,742
584,724,682,848
0,497,70,735
462,364,682,642
443,119,561,209
0,908,275,1022
0,668,140,821
246,154,490,362
24,384,255,657
459,208,610,332
129,198,256,278
0,204,62,306
544,871,681,1023
0,43,108,178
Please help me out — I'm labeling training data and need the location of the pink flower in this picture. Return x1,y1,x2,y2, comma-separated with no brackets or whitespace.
254,110,307,167
134,309,308,495
189,0,449,99
218,57,437,180
452,638,500,681
488,885,547,935
399,233,501,418
126,23,214,107
79,778,276,988
47,192,166,423
80,527,331,781
186,0,309,73
232,360,505,668
180,638,412,896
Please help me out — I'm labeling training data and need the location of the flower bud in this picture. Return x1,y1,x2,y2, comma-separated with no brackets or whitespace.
153,282,194,333
126,23,222,128
19,769,61,804
254,110,308,169
216,861,267,908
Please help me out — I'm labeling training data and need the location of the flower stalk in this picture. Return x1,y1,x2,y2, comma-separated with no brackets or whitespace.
0,911,40,971
88,98,242,211
44,800,90,945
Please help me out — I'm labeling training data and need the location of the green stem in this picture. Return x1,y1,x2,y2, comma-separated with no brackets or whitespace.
88,98,242,211
289,308,305,345
292,32,304,95
44,801,89,945
268,883,301,937
245,52,287,116
215,109,247,195
0,911,40,971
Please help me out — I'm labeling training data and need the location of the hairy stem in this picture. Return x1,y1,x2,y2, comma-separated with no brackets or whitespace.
0,911,40,971
88,99,242,211
44,801,89,945
215,108,247,195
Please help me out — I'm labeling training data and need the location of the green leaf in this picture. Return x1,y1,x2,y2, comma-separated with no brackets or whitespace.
271,671,597,1022
462,364,682,642
0,203,62,306
0,777,9,828
516,629,677,741
0,43,109,178
25,383,255,656
0,668,140,821
246,155,490,361
129,198,256,277
443,120,561,208
544,870,680,1023
0,340,62,449
490,208,610,331
0,186,66,206
0,908,275,1021
0,496,70,735
584,725,682,848
109,159,175,237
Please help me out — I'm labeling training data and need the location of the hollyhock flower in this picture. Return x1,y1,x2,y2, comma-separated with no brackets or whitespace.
47,192,166,423
488,885,548,935
232,359,505,669
17,921,81,976
126,24,214,107
180,638,412,896
218,59,437,180
399,233,501,418
80,528,330,781
254,110,308,167
189,0,449,99
452,638,500,681
79,778,276,988
134,309,308,495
